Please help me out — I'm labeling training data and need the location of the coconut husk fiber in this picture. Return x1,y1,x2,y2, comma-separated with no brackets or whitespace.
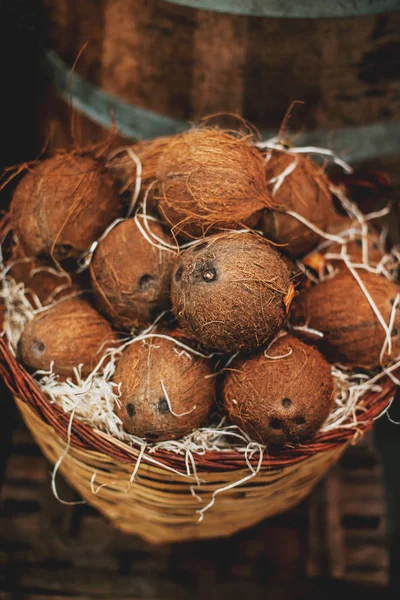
107,136,173,196
262,151,334,258
10,153,122,261
156,129,271,239
290,270,400,369
7,243,86,306
171,232,291,352
324,215,384,265
90,218,175,330
18,297,118,379
113,335,215,441
223,334,334,446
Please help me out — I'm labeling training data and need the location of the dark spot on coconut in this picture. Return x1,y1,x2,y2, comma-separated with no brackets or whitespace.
392,328,398,337
355,239,363,248
192,241,208,253
175,266,183,282
56,244,74,258
294,415,306,425
126,403,135,417
32,339,45,353
149,305,163,323
281,397,292,409
270,418,282,430
158,398,169,413
202,267,217,282
145,432,159,441
138,274,155,291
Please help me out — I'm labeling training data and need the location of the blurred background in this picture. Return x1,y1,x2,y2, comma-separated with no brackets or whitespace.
1,1,399,597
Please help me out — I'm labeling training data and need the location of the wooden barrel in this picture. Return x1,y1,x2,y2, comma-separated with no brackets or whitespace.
40,0,400,165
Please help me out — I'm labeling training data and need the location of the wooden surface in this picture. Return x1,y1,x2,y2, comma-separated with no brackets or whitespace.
0,384,392,598
39,1,400,147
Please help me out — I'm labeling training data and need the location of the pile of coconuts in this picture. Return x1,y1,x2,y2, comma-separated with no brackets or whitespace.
4,127,400,450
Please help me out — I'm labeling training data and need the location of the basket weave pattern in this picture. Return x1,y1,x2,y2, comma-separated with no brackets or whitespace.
0,334,395,543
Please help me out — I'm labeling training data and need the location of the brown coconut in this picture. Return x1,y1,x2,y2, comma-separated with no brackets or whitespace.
171,232,291,352
156,129,271,239
223,335,334,446
290,270,400,368
7,243,86,306
10,153,122,261
106,136,173,196
90,218,175,330
18,298,117,379
262,151,334,257
113,335,215,441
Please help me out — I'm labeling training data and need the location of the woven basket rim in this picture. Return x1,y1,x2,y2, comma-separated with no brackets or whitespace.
0,336,395,473
0,213,396,473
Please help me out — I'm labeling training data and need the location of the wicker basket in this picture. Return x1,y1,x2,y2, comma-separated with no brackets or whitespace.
0,333,395,544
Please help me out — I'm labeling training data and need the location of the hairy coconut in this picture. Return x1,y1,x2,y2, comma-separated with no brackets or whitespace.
113,335,215,441
90,218,175,330
156,129,270,239
171,232,291,352
18,298,117,378
290,270,400,368
262,151,334,257
10,153,122,261
7,243,85,305
223,335,334,446
107,136,173,196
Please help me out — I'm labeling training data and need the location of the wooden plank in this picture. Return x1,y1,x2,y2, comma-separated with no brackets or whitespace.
3,455,48,484
191,11,248,119
41,1,400,145
307,431,389,587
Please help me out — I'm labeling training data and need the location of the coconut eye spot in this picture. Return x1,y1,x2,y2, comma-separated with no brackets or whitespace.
294,415,306,425
175,266,183,282
138,274,156,291
281,397,292,409
56,244,74,258
202,267,217,282
126,403,135,417
158,398,169,413
392,328,398,337
33,339,45,353
270,418,282,430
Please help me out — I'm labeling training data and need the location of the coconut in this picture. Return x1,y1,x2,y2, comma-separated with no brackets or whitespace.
156,129,271,239
90,218,175,330
18,298,117,379
107,136,173,195
262,151,334,257
171,232,291,352
10,153,122,261
7,243,85,306
113,335,215,441
223,334,334,446
290,270,400,368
